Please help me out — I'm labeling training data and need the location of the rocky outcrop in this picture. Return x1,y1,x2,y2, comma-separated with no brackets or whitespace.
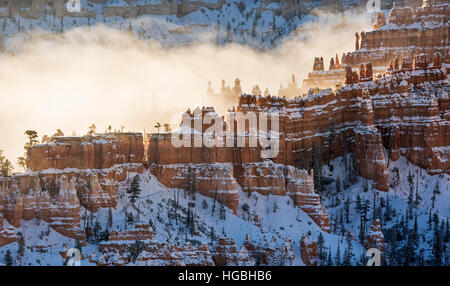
27,133,144,171
0,175,84,239
48,176,84,239
150,163,240,214
242,234,295,266
0,194,18,246
0,133,144,243
95,224,215,266
366,219,385,252
213,237,256,266
300,234,318,266
147,42,448,233
0,226,17,247
98,224,157,254
357,55,449,175
213,236,242,266
343,0,449,68
237,162,329,231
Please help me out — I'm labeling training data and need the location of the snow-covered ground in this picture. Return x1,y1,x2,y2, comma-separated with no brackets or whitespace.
2,152,447,266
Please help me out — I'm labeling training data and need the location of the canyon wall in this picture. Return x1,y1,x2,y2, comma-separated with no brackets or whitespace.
0,133,144,240
303,0,449,91
146,49,448,235
343,0,449,68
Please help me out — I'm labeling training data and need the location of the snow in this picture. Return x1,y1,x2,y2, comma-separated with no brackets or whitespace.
1,151,449,265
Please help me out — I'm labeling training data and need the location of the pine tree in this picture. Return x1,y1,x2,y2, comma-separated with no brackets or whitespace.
4,250,13,266
404,230,416,266
445,219,450,243
407,171,414,206
311,143,324,193
431,182,440,209
336,175,341,193
414,187,421,207
93,222,102,243
107,208,113,228
272,14,276,33
342,236,354,266
17,232,25,257
356,194,362,213
358,217,365,244
348,154,358,185
413,215,418,243
318,232,325,265
191,174,196,200
0,150,13,177
427,209,432,228
344,197,350,223
392,167,400,193
327,248,333,266
432,225,442,266
334,243,341,266
127,175,141,205
184,166,192,199
433,182,441,195
327,122,336,165
384,194,392,221
75,239,82,252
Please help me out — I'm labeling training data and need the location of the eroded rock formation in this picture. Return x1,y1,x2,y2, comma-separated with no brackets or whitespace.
366,219,385,252
343,0,449,68
0,133,144,241
300,234,318,266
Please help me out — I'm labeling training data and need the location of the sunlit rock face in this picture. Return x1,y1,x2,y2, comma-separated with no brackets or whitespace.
351,53,449,175
145,105,331,231
147,43,448,222
0,133,144,240
301,0,449,92
343,0,449,68
27,133,144,171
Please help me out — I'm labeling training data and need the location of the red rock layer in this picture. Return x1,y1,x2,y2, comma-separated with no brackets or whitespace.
27,133,144,171
362,55,449,174
343,0,449,68
0,133,145,244
94,224,215,266
300,235,319,266
366,219,386,253
150,163,240,214
0,194,18,246
243,234,296,266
